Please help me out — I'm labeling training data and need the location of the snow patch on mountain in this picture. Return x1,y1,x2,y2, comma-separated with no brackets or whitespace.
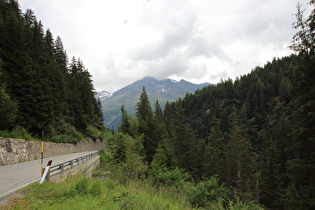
96,90,112,99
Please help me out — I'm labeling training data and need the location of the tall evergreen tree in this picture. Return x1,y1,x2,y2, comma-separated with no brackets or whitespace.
136,86,157,162
118,104,131,136
203,117,227,182
260,138,281,209
153,100,167,148
286,2,315,208
0,0,103,140
0,59,17,129
227,111,255,201
168,108,202,179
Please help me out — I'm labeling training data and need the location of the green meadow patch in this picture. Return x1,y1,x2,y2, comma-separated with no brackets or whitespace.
6,176,193,210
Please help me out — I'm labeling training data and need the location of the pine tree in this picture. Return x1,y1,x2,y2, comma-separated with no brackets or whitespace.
119,104,131,135
136,86,157,162
203,117,227,182
260,138,281,209
153,100,167,147
227,111,255,201
0,59,17,129
285,2,315,208
54,36,68,69
0,0,103,140
168,108,202,179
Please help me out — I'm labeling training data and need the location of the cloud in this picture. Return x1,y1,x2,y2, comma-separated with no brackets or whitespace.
18,0,313,92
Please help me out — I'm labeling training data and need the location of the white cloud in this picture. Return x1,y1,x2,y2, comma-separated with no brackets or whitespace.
18,0,313,92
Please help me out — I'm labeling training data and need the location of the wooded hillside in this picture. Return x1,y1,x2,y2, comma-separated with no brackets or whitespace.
117,2,315,208
0,0,103,142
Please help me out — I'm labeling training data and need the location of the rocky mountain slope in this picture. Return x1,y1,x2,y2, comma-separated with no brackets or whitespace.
99,77,210,130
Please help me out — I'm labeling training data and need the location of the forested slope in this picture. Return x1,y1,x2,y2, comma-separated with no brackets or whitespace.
0,0,103,142
117,2,315,208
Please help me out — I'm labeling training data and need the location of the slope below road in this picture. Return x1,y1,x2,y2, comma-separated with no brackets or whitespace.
0,151,98,200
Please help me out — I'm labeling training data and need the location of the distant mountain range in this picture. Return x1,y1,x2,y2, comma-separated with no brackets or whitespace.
98,77,211,130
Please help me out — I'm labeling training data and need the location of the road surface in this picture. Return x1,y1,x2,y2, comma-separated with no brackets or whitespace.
0,151,98,199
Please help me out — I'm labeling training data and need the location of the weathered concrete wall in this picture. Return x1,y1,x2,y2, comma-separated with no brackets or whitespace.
0,138,106,165
49,155,100,183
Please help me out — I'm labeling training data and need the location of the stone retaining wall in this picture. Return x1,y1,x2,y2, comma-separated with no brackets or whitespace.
0,137,106,165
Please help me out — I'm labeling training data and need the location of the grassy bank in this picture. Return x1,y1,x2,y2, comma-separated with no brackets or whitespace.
3,132,264,209
5,176,193,209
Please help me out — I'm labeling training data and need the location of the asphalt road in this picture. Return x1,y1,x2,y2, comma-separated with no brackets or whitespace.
0,151,98,199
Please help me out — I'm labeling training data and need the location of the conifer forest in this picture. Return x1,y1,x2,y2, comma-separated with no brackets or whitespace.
0,0,103,143
1,0,314,209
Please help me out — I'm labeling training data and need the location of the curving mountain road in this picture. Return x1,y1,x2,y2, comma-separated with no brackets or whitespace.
0,151,98,200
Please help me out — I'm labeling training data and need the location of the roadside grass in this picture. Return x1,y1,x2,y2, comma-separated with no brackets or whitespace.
3,143,263,209
5,175,193,210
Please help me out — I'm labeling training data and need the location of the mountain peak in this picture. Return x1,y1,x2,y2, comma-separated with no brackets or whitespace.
100,77,211,130
96,90,112,99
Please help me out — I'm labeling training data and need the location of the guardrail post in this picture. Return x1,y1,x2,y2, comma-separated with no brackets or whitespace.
40,160,52,184
77,158,80,165
70,160,73,169
60,163,64,174
47,168,51,181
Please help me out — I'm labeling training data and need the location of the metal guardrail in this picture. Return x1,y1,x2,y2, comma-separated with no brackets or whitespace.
45,152,99,181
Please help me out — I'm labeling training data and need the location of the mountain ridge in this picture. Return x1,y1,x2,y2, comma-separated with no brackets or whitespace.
99,77,211,129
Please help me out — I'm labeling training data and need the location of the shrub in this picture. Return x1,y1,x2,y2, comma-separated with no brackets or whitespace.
74,178,89,195
154,167,188,188
85,125,101,140
99,150,113,170
107,133,148,183
0,126,38,141
185,176,228,208
228,198,264,210
50,120,85,143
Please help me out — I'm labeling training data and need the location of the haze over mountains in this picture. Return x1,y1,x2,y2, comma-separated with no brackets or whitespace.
98,77,210,130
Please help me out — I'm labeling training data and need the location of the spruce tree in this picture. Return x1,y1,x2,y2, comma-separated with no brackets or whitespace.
227,111,255,200
153,100,167,147
168,108,201,179
286,2,315,208
0,60,17,129
203,117,227,182
119,104,131,135
260,138,281,209
136,86,157,162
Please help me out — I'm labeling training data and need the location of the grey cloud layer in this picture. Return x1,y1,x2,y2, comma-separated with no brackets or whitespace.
19,0,313,92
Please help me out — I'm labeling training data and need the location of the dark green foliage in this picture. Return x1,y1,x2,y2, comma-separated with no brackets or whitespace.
74,178,90,195
115,4,315,205
101,135,262,209
187,176,228,208
226,111,255,201
284,2,315,208
153,167,189,189
0,87,17,129
203,117,227,182
0,0,103,141
0,125,36,141
118,104,131,136
149,147,168,178
142,12,313,206
168,109,203,180
259,138,281,209
107,132,148,183
136,87,157,163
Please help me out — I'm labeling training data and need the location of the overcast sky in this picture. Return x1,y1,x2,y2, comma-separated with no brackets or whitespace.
18,0,312,92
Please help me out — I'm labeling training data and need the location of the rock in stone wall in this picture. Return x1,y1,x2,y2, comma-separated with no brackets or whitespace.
0,137,106,165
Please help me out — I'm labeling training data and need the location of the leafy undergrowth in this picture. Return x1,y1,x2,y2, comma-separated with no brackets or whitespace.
5,176,193,210
5,176,263,210
4,146,263,210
